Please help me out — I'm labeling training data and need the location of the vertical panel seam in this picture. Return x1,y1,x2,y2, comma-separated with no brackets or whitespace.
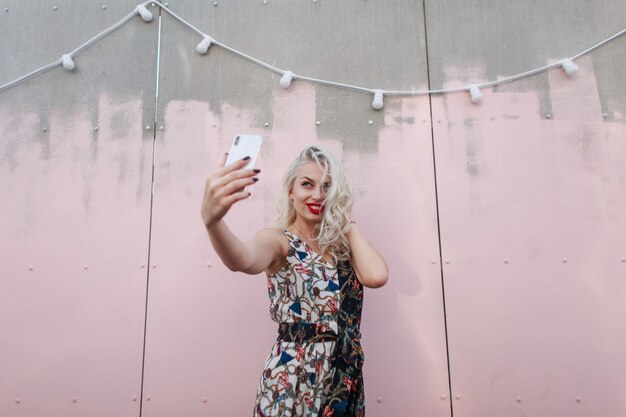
139,7,163,417
421,1,455,416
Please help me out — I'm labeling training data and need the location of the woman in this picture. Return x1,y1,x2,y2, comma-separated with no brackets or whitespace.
201,145,388,417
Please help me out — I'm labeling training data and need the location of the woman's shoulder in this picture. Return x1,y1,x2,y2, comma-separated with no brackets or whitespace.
256,228,290,276
255,227,287,240
254,227,290,251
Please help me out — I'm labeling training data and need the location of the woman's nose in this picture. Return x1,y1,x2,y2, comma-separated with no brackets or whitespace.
312,187,323,200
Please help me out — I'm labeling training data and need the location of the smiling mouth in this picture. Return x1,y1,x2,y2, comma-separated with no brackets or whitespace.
306,204,323,215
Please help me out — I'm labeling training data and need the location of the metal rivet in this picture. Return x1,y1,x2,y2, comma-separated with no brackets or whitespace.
140,264,145,269
83,265,88,270
516,397,522,403
145,125,151,130
437,120,441,123
4,7,9,12
164,2,169,6
445,259,450,264
71,397,78,403
562,257,568,263
152,264,157,269
101,5,107,9
158,125,164,130
132,395,137,401
455,395,461,400
151,2,156,6
313,0,318,3
15,398,20,404
621,258,626,263
201,397,207,403
490,117,495,121
575,397,582,403
368,120,374,125
29,266,34,271
264,122,270,127
94,126,99,131
503,258,509,264
431,259,436,264
146,395,151,401
263,0,267,3
316,121,321,126
546,113,552,119
440,395,448,400
53,5,59,11
42,127,48,132
207,263,212,268
213,1,218,6
602,112,608,119
376,397,383,403
422,120,427,123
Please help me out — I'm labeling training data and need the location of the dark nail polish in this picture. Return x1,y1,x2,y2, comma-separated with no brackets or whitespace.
253,169,261,173
242,156,251,161
252,177,259,182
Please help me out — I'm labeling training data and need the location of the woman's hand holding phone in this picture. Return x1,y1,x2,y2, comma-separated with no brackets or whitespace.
201,153,260,229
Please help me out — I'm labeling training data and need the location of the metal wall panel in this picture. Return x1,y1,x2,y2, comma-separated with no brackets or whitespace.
426,1,626,416
142,1,450,416
0,1,157,416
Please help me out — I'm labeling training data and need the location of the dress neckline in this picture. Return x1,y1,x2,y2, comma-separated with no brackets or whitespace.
284,230,336,268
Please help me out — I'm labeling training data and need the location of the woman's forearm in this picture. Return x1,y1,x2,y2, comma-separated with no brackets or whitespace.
206,219,253,272
348,224,389,288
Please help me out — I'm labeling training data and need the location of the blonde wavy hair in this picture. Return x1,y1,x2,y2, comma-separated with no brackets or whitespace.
276,146,353,263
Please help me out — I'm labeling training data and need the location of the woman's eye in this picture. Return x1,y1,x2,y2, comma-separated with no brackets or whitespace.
302,181,312,187
323,183,331,191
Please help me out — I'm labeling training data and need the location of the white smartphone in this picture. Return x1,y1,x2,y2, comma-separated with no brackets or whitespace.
225,134,263,170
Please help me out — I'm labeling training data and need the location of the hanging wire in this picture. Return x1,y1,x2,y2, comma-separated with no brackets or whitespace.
1,0,625,101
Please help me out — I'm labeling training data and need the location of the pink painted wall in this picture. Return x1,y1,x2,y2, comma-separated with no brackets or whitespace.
139,86,449,417
434,56,626,416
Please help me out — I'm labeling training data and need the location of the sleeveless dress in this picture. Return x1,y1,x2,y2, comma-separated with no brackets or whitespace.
253,230,365,417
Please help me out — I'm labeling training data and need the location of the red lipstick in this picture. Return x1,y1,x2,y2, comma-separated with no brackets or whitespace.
306,203,323,215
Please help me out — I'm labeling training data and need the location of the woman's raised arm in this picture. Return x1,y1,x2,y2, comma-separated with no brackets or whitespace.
348,223,389,288
201,155,282,275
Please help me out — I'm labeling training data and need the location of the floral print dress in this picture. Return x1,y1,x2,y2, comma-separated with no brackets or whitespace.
253,230,365,417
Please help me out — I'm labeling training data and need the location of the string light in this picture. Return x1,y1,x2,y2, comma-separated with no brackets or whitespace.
469,84,483,104
196,35,212,54
1,0,625,109
561,58,579,76
135,4,153,22
371,90,384,110
61,54,76,71
279,71,293,88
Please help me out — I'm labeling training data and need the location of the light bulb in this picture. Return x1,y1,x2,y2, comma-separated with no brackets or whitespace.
62,54,75,71
469,84,483,104
561,59,579,77
372,90,384,110
136,4,153,22
279,71,293,88
196,36,212,54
